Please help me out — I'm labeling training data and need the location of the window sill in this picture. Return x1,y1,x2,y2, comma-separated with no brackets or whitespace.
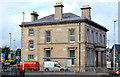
28,59,34,60
72,65,75,66
69,41,75,43
46,42,51,43
29,34,34,36
29,48,34,51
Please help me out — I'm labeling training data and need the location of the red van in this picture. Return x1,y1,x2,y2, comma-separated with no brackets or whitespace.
20,61,40,71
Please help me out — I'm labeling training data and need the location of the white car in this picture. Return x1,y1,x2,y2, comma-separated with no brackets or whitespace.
44,61,68,72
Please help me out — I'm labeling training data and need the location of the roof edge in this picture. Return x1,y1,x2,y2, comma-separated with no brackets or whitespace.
19,17,108,32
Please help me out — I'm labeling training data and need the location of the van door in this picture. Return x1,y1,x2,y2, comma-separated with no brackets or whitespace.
54,63,61,71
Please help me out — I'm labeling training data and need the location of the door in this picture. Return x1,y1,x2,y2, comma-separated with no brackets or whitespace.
96,51,98,67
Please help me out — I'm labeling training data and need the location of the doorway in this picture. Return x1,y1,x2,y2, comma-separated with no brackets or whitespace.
95,51,98,67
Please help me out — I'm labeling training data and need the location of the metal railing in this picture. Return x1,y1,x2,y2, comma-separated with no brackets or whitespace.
0,66,115,76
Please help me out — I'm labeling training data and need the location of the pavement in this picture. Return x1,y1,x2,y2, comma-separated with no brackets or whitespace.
25,72,112,77
25,72,109,75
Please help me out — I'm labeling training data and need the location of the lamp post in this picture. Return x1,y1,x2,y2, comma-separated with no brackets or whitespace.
13,40,15,51
113,20,118,70
22,12,25,70
13,40,16,60
9,33,12,59
107,40,109,48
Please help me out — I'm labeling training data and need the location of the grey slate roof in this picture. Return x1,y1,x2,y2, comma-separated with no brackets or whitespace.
20,13,108,31
35,13,80,22
110,44,120,53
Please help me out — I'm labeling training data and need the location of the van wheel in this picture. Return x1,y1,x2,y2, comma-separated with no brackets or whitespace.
60,69,64,71
45,68,49,72
31,68,34,71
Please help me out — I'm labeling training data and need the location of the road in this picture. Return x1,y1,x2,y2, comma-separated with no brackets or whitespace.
25,72,113,77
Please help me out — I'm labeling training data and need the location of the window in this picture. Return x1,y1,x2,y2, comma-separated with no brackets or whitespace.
46,31,51,42
91,31,94,43
100,34,102,43
119,53,120,61
28,55,34,60
69,29,75,42
87,29,90,43
45,50,51,61
29,40,34,49
69,50,75,65
96,32,98,43
103,35,106,45
29,29,34,35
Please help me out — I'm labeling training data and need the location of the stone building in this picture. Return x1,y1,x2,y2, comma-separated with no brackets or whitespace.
110,44,120,69
20,2,108,72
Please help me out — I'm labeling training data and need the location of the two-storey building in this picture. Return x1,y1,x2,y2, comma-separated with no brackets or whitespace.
20,2,108,72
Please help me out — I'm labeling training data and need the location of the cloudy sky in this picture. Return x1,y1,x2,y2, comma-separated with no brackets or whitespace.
0,0,119,50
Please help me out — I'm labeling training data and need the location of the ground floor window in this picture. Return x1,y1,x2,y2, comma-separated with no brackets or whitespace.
45,50,51,61
28,55,34,60
119,53,120,61
69,50,75,65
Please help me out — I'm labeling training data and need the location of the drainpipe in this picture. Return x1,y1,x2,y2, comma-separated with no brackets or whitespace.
79,23,81,72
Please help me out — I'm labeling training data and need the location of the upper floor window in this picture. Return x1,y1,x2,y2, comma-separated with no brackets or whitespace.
28,55,34,60
29,40,34,49
100,34,102,43
96,32,98,43
46,31,51,43
103,35,106,45
87,29,90,43
69,29,75,42
91,30,94,43
29,29,34,35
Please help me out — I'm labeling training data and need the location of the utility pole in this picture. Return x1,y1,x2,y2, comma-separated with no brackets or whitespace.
113,20,118,70
9,33,12,59
79,23,80,72
13,40,16,60
13,40,15,51
107,40,109,48
22,12,25,70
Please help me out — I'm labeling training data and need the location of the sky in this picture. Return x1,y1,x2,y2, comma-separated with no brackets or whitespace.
0,0,119,50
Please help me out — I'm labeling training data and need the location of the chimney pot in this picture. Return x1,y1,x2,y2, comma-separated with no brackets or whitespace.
31,11,39,22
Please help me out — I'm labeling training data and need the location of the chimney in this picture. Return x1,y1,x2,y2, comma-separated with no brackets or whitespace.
31,11,39,22
54,2,64,20
81,5,91,19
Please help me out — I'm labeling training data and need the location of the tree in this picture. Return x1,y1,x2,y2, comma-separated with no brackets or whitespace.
2,46,10,60
16,48,21,59
0,48,2,53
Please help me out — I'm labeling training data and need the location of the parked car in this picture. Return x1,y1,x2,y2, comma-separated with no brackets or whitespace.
109,70,120,75
20,61,40,71
44,61,68,72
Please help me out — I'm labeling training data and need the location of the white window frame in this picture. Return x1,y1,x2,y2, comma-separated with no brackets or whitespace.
29,29,34,35
69,50,75,65
46,31,51,43
69,29,75,42
45,50,51,61
29,40,34,49
28,55,34,60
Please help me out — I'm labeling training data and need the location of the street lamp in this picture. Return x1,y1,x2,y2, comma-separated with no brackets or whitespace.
13,39,16,60
113,20,118,70
9,33,12,59
22,12,25,70
13,40,15,51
